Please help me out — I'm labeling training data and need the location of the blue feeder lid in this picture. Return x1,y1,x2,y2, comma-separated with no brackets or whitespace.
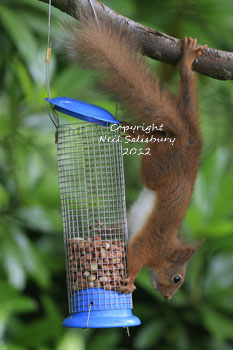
46,97,120,126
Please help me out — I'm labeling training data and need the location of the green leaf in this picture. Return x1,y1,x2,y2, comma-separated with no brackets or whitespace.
86,329,121,350
0,223,51,289
0,281,37,321
54,68,92,98
185,206,205,234
17,206,55,233
13,295,63,347
0,344,25,350
0,185,9,209
11,57,33,99
19,10,52,37
192,172,210,218
0,4,38,70
103,0,136,17
204,254,233,296
56,329,85,350
174,324,190,349
209,295,233,313
133,321,165,349
211,170,233,220
201,305,233,341
204,221,233,237
13,227,51,288
4,251,26,289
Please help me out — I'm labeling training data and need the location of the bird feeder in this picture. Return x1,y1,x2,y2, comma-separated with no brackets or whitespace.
46,97,141,328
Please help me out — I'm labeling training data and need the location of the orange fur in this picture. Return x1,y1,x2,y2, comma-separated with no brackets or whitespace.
65,10,207,299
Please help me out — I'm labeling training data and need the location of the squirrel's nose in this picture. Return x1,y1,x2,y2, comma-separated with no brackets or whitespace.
164,295,172,300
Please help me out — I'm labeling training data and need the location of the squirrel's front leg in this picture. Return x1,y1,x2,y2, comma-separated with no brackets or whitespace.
121,234,146,293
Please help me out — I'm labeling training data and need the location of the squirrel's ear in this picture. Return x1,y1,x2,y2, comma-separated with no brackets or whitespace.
168,239,205,264
167,247,193,264
168,245,200,264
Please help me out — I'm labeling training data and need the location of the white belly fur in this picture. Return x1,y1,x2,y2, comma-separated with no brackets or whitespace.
127,187,157,240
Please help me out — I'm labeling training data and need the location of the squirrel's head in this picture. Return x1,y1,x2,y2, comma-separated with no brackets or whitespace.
149,244,202,300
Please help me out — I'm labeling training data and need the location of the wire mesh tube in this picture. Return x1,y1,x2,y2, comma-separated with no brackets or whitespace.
57,121,140,328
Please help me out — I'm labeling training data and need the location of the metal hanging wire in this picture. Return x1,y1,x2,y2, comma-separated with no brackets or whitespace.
88,0,98,22
45,0,59,130
45,0,52,99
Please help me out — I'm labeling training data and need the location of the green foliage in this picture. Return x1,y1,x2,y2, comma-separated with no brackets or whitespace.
0,0,233,349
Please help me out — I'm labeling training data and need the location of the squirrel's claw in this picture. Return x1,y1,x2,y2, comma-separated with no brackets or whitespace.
194,44,208,56
120,278,136,294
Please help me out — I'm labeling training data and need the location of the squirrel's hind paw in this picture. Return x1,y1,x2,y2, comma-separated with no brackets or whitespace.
183,36,208,63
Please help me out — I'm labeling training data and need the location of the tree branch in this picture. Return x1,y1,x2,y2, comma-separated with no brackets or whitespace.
38,0,233,80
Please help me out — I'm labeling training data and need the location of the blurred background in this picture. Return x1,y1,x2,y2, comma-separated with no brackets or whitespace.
0,0,233,349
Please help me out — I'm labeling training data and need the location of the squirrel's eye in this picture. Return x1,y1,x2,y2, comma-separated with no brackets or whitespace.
172,275,181,284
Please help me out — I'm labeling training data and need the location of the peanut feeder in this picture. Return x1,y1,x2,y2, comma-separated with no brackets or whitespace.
46,97,140,328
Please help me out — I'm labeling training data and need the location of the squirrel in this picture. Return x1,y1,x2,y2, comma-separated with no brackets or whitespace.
65,6,208,300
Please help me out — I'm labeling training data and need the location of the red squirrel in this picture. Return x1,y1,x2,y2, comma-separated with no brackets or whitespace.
65,7,207,300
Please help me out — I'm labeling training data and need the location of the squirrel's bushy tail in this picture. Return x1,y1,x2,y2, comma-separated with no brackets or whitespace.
65,6,179,131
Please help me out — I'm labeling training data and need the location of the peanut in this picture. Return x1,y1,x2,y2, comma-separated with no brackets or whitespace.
88,275,96,282
83,271,90,277
68,236,127,292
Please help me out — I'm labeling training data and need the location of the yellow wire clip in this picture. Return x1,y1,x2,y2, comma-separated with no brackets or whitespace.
46,47,52,63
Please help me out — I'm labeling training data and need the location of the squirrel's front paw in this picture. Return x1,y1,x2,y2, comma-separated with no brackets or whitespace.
120,278,136,294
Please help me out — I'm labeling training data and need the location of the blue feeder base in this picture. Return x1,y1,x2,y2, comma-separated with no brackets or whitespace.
63,288,141,328
63,309,141,328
